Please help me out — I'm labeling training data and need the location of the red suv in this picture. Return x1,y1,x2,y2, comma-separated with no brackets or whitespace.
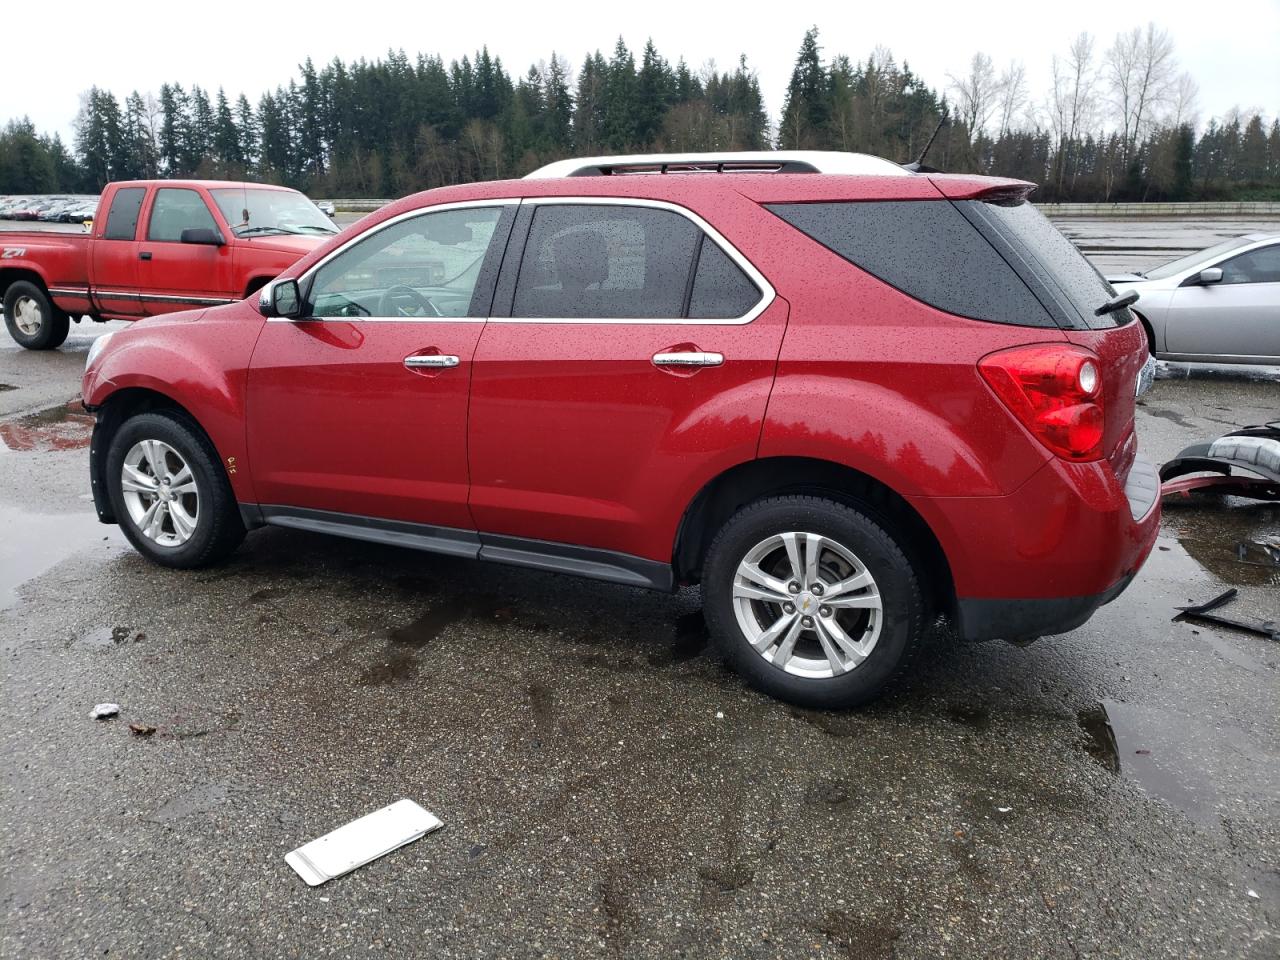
82,151,1159,708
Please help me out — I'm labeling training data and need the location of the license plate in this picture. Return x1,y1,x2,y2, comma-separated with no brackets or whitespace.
1135,354,1156,398
286,798,442,886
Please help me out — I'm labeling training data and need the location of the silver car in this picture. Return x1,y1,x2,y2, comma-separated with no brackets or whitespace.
1107,233,1280,364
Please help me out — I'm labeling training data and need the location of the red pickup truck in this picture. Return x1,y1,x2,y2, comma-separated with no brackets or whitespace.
0,180,338,349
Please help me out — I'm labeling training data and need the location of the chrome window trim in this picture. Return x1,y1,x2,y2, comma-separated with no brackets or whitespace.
265,195,775,326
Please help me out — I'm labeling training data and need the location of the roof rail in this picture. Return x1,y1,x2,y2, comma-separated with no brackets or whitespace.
524,151,912,179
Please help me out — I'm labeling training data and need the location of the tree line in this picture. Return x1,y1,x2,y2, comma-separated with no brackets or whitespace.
0,27,1276,202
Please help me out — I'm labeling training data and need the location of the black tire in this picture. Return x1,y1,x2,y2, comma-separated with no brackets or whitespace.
702,495,926,709
105,411,245,568
3,280,70,350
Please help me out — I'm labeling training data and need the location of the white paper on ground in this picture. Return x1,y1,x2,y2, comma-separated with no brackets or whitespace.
285,798,442,886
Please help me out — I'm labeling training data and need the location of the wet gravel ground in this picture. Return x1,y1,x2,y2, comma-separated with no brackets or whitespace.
1,330,1278,959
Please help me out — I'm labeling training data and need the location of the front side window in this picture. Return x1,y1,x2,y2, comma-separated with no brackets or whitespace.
103,187,145,241
308,206,506,319
511,205,703,319
1219,244,1280,285
147,189,218,242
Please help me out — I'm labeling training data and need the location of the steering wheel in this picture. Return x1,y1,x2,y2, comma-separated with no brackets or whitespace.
379,284,441,317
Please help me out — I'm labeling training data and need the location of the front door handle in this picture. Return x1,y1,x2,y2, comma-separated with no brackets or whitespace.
404,354,460,369
652,351,723,367
139,251,152,261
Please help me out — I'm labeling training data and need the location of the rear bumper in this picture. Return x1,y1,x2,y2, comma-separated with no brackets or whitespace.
954,570,1136,642
913,452,1161,641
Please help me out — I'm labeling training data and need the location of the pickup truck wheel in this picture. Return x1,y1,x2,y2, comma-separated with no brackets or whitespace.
702,495,926,709
105,412,245,568
4,281,69,350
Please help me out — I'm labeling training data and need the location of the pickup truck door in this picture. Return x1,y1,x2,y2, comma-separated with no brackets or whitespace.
246,202,515,530
136,187,237,315
90,186,146,318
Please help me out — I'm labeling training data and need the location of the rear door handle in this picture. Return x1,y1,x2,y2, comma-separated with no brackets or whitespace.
139,251,152,261
653,351,723,367
404,354,460,369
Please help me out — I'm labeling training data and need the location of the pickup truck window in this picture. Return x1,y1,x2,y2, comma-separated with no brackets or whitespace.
103,188,146,241
148,189,219,242
210,188,337,238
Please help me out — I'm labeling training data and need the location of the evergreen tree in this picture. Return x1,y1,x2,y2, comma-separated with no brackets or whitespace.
779,28,831,149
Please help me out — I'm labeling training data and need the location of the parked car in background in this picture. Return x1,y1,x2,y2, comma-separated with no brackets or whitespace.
1,179,338,349
1108,233,1280,364
11,199,55,221
0,197,33,219
81,150,1159,709
316,200,336,217
62,200,98,224
37,199,76,221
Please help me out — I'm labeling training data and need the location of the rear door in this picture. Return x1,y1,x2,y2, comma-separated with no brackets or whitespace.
1165,242,1280,361
89,186,146,318
137,187,236,315
466,198,786,564
246,201,514,530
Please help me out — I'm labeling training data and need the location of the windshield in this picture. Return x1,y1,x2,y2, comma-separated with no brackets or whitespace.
1142,236,1255,281
210,188,338,238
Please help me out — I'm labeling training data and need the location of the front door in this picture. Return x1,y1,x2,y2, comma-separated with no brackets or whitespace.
1166,242,1280,361
467,199,787,563
136,187,237,315
246,201,515,529
90,186,146,318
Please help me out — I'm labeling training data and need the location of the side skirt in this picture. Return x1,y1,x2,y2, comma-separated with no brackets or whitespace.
248,505,675,592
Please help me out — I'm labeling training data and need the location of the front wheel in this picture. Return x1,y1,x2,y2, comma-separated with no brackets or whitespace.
3,280,70,350
702,495,927,709
105,411,245,568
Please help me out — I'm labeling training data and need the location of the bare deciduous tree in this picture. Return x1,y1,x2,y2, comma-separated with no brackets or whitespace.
1169,71,1199,130
1105,22,1178,160
1046,32,1099,194
995,61,1028,138
948,52,1000,137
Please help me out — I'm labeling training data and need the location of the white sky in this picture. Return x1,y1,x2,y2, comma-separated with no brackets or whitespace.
4,0,1278,146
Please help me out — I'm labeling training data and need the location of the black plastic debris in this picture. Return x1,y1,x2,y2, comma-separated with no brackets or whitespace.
1173,588,1279,642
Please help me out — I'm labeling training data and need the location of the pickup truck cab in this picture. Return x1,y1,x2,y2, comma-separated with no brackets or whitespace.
1,180,338,349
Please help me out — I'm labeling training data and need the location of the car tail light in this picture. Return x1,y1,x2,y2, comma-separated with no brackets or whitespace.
978,344,1105,461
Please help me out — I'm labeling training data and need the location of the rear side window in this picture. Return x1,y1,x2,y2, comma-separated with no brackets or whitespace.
767,200,1054,327
967,200,1126,329
147,188,218,242
103,187,145,241
688,238,760,319
511,205,701,319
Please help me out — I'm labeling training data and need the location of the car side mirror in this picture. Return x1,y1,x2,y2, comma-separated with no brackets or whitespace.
1196,267,1223,286
181,227,225,246
259,279,303,319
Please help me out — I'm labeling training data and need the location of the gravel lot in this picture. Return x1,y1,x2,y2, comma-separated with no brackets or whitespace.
0,231,1277,958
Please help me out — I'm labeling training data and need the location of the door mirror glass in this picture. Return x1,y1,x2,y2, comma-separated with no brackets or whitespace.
261,279,303,318
180,227,225,246
1197,267,1223,285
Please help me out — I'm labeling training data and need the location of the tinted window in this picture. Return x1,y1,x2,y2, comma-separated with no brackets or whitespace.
973,200,1125,329
308,206,505,319
147,188,218,242
1219,244,1280,284
688,238,760,318
767,200,1054,327
512,205,700,319
1144,236,1252,281
103,187,145,241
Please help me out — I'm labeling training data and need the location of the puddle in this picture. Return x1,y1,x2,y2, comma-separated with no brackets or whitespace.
0,399,94,452
146,783,236,823
1165,501,1280,587
359,596,491,685
81,625,142,647
1078,700,1280,827
0,504,125,609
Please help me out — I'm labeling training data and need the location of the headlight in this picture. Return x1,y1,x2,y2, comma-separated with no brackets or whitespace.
86,331,114,370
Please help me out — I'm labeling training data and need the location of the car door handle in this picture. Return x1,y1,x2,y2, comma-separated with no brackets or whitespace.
139,251,152,261
404,354,459,369
652,351,723,367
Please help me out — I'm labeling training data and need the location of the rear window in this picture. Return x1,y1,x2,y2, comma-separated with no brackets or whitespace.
968,200,1128,329
766,200,1055,327
103,187,145,241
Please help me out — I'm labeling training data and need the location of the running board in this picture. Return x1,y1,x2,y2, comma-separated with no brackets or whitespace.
249,505,674,592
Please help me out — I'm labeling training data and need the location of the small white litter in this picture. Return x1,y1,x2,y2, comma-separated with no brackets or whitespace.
997,807,1013,814
1248,889,1260,899
89,703,120,720
286,799,442,886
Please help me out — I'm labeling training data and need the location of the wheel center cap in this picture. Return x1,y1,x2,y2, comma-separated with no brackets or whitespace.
798,592,817,613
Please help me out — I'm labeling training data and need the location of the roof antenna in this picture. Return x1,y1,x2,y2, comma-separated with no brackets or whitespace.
901,117,947,173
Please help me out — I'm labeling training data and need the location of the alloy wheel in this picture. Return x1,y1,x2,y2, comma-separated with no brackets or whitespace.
120,440,200,547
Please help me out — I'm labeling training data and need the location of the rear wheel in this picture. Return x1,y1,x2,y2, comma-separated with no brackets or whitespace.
702,495,926,709
3,280,70,350
105,411,245,568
